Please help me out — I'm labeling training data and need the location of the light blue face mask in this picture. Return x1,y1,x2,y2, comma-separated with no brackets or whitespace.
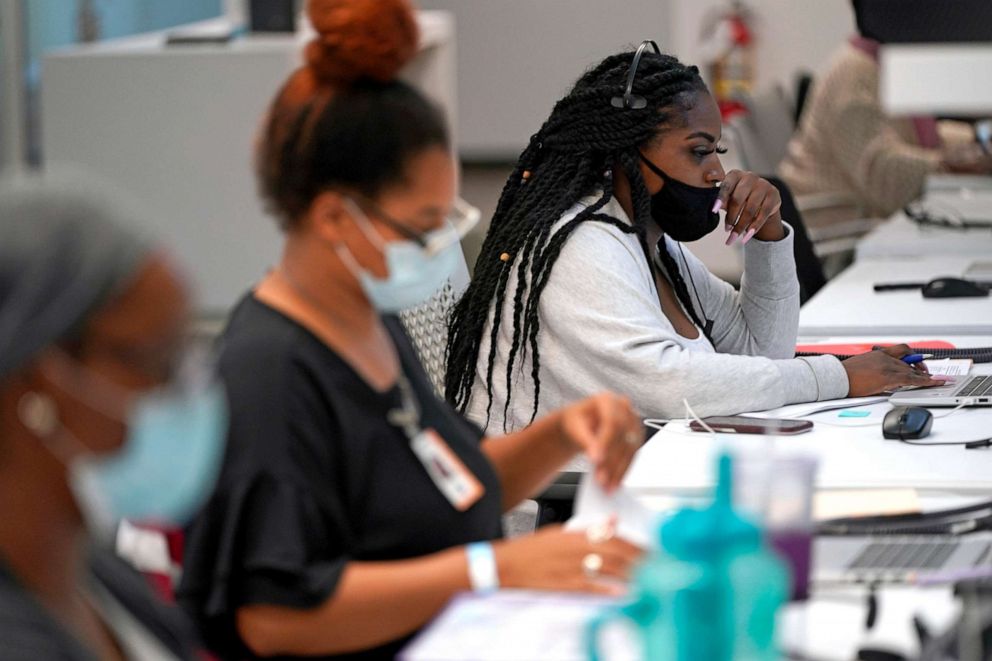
39,352,227,537
71,383,228,536
337,199,461,313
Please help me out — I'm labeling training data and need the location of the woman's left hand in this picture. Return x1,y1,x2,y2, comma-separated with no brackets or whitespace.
718,170,785,245
557,393,643,493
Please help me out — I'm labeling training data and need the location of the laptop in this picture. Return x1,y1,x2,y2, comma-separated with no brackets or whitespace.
889,374,992,407
815,533,992,584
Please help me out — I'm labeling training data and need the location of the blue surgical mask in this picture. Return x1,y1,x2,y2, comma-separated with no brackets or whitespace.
71,384,227,536
41,351,227,538
337,199,461,313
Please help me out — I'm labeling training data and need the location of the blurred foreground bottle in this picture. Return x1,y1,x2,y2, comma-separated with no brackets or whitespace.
586,453,788,661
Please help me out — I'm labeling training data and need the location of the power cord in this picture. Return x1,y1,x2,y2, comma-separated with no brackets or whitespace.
897,436,992,449
643,400,721,435
643,418,671,433
801,399,974,430
905,200,992,230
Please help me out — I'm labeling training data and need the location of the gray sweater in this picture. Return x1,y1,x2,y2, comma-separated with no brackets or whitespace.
465,194,849,433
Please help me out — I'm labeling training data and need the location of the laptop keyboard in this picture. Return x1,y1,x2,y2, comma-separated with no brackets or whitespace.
848,540,959,570
959,375,992,398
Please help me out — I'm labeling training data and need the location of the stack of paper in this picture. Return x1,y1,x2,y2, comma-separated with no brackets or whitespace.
925,358,973,377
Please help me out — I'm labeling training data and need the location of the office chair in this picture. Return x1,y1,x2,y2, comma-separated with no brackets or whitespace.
724,103,877,286
765,176,828,303
794,71,814,126
535,471,583,526
720,116,827,303
398,251,471,397
728,87,797,173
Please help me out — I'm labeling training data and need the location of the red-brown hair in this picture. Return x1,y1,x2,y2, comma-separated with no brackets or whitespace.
257,0,447,228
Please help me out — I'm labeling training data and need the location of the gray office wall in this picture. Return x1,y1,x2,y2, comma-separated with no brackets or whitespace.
416,1,670,161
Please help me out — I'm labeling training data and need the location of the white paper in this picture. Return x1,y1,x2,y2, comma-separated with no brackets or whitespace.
400,591,639,661
565,474,660,549
925,358,973,377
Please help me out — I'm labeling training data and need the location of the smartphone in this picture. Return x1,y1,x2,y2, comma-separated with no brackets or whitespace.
688,415,813,435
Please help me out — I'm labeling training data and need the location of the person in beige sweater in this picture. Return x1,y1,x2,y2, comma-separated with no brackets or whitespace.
779,37,991,221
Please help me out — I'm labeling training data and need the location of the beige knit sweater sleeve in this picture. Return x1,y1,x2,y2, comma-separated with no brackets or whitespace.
779,45,941,217
830,51,941,213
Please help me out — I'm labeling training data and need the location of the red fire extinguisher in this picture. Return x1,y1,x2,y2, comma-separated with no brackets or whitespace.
702,2,755,120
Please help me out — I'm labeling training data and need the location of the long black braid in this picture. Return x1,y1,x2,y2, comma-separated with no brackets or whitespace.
445,50,709,427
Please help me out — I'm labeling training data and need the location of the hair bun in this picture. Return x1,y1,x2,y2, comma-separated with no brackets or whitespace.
305,0,419,85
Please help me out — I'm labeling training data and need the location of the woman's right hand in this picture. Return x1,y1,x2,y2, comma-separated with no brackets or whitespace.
493,524,643,595
843,344,948,396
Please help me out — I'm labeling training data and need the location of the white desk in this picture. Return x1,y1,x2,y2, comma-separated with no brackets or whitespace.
857,213,992,260
798,256,992,336
402,586,960,661
624,361,992,502
856,188,992,260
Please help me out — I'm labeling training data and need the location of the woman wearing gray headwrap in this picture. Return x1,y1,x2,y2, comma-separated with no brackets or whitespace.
0,174,224,660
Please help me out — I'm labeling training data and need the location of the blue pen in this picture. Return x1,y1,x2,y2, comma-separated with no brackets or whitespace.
902,353,933,365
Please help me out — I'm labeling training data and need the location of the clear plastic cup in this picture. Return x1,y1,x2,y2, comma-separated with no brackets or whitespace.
733,453,818,601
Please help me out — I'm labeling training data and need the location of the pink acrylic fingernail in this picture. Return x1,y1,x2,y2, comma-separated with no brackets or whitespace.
712,199,723,213
742,228,757,244
725,231,737,246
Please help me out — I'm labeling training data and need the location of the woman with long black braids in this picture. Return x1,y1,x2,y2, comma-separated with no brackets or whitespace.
445,42,942,432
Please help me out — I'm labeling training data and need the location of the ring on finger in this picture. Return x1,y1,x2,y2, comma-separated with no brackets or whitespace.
586,521,615,545
582,553,604,578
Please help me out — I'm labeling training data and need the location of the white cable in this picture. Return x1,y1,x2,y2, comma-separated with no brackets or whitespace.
643,418,671,432
809,399,975,428
799,418,883,428
933,399,976,418
683,398,716,435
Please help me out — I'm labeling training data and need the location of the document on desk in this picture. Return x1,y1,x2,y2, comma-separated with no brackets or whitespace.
566,475,659,549
400,591,638,661
813,489,920,520
925,358,973,377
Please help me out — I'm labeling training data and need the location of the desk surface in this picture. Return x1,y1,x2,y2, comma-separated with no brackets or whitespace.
857,214,992,260
623,362,992,499
856,185,992,259
402,586,959,660
798,256,992,336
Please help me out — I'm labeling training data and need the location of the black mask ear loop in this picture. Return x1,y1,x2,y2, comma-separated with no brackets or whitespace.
676,243,715,338
611,40,661,109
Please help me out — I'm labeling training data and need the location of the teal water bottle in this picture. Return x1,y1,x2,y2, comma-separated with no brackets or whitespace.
586,453,788,661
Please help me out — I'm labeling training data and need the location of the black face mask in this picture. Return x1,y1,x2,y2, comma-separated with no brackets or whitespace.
640,152,721,242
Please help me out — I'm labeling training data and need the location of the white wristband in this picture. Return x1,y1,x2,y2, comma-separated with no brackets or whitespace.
466,542,499,593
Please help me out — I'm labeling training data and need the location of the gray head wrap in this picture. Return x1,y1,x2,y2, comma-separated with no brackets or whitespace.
0,172,152,381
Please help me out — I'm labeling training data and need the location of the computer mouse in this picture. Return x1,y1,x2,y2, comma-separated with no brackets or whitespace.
882,406,933,440
922,277,989,298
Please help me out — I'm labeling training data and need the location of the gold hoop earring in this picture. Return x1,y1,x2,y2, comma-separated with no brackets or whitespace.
17,392,60,438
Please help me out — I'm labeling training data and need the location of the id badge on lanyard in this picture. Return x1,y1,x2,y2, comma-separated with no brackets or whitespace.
390,376,484,512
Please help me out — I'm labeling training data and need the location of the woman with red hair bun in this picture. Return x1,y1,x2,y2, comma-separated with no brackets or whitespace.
178,1,644,658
